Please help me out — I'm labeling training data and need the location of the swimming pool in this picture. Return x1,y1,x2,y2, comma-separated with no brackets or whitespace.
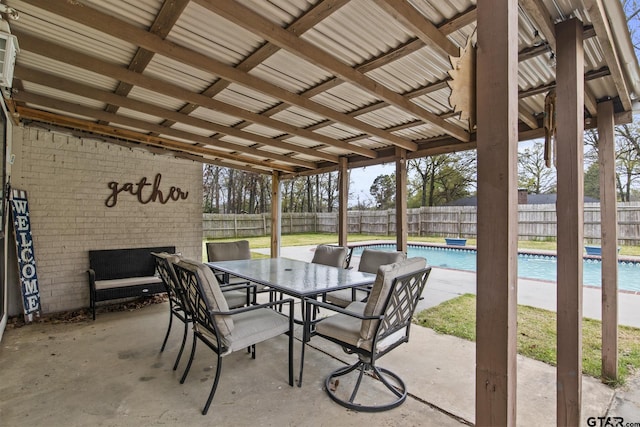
350,244,640,292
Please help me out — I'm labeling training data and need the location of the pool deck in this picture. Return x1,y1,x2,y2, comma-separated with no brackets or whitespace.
258,241,640,328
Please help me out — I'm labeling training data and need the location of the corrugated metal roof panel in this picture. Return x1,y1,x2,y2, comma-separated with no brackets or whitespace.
21,81,106,110
214,84,279,113
240,123,286,139
250,50,332,93
236,0,315,26
144,55,218,93
17,52,119,92
127,86,185,112
170,122,217,138
367,47,451,93
168,2,265,66
311,82,378,112
301,0,413,66
116,107,165,125
190,107,243,128
269,106,326,127
80,0,162,29
8,1,135,65
312,124,363,140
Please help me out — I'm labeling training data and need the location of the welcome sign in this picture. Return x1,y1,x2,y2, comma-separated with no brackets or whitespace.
10,189,41,320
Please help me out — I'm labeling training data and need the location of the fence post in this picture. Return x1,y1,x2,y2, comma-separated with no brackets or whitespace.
263,214,267,236
234,215,238,238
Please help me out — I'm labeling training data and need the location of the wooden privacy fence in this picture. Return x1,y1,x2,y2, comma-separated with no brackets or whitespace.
203,202,640,245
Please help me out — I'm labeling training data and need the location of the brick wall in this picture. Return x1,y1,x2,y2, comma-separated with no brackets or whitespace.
9,126,203,314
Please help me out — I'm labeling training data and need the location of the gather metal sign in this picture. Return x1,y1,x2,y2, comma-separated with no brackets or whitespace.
105,173,189,207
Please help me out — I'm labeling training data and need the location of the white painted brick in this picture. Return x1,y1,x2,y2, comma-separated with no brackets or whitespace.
9,126,203,314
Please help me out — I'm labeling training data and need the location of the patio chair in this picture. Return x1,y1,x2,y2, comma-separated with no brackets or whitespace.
172,258,294,415
304,257,430,412
311,244,349,268
206,240,271,300
152,253,252,372
324,248,407,307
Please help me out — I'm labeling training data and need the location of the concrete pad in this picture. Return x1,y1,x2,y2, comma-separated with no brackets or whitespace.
0,303,463,426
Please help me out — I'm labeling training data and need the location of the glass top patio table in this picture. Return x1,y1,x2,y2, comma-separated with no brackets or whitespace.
207,257,376,387
206,257,375,298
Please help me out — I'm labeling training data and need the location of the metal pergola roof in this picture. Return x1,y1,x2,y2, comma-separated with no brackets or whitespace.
2,0,639,178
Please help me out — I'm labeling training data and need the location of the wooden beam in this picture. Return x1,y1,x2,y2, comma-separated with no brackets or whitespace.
13,91,314,170
13,31,377,160
586,0,633,111
519,108,540,130
25,0,413,153
597,99,618,382
520,0,599,115
338,157,348,246
163,0,349,132
16,106,296,173
103,0,190,116
555,18,584,426
373,0,459,58
395,147,408,253
520,0,557,51
199,0,469,144
475,0,519,425
15,65,340,164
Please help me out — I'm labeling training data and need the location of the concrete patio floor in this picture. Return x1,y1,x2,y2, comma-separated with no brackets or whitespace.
1,243,637,425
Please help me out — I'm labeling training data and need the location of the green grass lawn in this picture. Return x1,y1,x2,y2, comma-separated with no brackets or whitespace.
414,294,640,386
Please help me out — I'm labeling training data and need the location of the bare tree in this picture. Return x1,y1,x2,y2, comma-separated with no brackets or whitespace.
518,142,557,194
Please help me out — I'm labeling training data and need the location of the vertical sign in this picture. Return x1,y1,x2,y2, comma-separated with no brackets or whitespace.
10,189,40,321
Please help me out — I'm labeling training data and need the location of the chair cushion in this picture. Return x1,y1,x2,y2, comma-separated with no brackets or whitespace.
206,240,251,262
95,276,163,290
359,257,427,346
312,245,348,268
178,259,234,336
325,288,369,308
357,249,407,274
201,307,289,354
316,301,366,348
223,289,247,309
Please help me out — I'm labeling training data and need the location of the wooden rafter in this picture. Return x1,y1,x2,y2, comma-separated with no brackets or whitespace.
15,65,340,164
157,0,350,132
102,0,190,117
13,91,317,170
586,0,632,110
26,0,415,151
373,0,459,58
13,31,376,160
200,0,470,143
520,0,600,115
16,106,297,173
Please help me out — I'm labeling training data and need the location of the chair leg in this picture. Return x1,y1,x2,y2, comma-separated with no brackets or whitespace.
202,354,223,415
288,325,294,387
173,319,189,371
160,303,174,352
180,332,197,384
324,360,407,412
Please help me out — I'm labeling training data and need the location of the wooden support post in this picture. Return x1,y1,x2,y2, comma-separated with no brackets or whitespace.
556,18,584,426
338,157,348,246
598,99,618,382
475,1,519,425
396,147,408,252
270,171,281,258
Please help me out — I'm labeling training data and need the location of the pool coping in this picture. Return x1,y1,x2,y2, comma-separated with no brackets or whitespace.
347,240,640,263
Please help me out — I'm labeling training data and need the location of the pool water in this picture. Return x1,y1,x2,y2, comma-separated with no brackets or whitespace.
351,244,640,292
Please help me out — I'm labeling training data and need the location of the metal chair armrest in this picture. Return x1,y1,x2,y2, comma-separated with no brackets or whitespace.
210,298,294,315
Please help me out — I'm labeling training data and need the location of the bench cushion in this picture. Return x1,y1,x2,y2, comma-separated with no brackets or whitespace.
95,276,162,290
